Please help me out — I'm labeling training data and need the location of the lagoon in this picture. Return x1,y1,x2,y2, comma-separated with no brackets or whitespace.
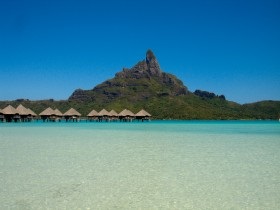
0,121,280,209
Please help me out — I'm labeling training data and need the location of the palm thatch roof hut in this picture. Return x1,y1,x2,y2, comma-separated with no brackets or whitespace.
118,109,135,122
98,109,110,116
2,105,18,115
26,108,37,121
39,107,55,116
16,104,29,115
109,110,118,117
98,109,110,122
39,107,56,122
135,109,152,121
54,109,63,121
27,108,37,117
16,104,29,121
87,109,98,117
2,105,20,122
64,108,81,116
64,108,81,122
54,109,63,116
87,109,99,121
109,109,119,121
119,109,135,117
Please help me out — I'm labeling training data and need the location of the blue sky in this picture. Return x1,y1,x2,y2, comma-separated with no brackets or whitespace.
0,0,279,104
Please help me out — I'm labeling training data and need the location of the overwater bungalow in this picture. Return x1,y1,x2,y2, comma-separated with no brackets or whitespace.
118,109,135,122
64,108,81,122
109,110,119,121
26,108,37,121
98,109,110,122
39,107,56,122
1,105,20,122
87,109,99,121
16,104,29,122
135,109,152,121
54,109,63,122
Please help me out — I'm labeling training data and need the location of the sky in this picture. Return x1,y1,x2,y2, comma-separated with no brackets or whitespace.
0,0,279,104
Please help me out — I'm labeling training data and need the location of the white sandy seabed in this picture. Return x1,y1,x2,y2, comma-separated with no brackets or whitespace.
0,121,280,209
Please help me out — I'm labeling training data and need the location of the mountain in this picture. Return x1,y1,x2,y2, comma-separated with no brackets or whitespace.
69,50,188,102
65,49,279,119
241,100,280,119
0,50,279,119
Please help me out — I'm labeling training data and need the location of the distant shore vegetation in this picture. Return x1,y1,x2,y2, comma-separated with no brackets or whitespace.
1,50,279,120
1,96,279,120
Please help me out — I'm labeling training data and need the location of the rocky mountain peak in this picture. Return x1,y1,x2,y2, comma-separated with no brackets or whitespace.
116,49,162,79
69,50,188,101
145,49,161,76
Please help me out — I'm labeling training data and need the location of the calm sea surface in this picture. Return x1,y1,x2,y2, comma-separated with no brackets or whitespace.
0,121,279,209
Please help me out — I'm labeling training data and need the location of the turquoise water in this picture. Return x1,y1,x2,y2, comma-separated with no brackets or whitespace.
0,121,280,209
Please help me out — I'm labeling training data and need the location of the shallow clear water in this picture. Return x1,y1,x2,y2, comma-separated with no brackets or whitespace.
0,121,280,209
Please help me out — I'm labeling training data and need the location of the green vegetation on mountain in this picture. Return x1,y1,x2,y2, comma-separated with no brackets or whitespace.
1,50,279,119
240,100,280,119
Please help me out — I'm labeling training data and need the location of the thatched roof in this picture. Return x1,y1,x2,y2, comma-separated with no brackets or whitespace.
87,109,99,117
2,105,18,115
54,108,63,116
135,109,151,117
39,107,55,116
109,110,118,117
98,109,110,116
16,104,29,115
118,109,135,117
27,108,37,116
64,108,81,116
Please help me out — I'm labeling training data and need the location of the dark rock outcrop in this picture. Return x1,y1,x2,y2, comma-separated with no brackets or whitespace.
70,89,93,101
194,90,226,100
